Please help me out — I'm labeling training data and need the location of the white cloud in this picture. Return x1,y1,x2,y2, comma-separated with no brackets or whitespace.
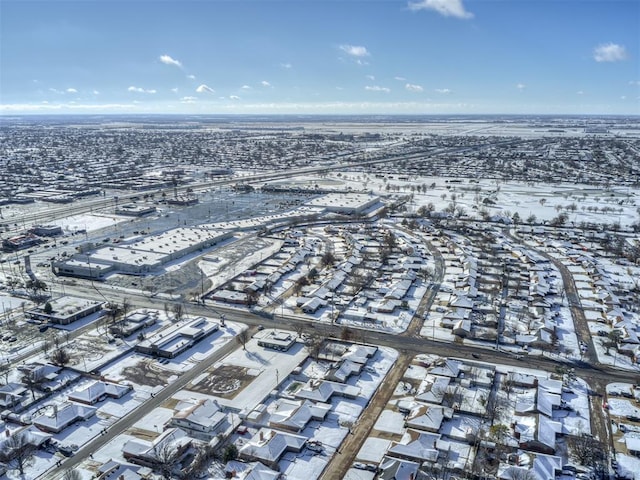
577,90,584,95
593,43,627,62
405,83,424,92
195,84,215,94
180,96,197,103
171,87,179,93
435,88,452,94
516,83,526,91
365,85,390,93
66,88,77,93
261,80,272,87
49,88,63,94
339,44,370,58
628,80,640,86
394,76,406,81
408,0,474,19
128,86,156,94
229,95,241,100
93,90,100,95
241,85,252,90
621,95,627,100
366,75,375,81
187,74,196,80
160,54,182,67
280,63,292,69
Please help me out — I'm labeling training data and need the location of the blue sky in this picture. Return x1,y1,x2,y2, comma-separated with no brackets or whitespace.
1,0,638,115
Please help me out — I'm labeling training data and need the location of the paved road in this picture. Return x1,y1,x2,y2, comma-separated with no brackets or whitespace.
30,201,640,478
504,229,613,456
319,353,413,480
39,326,253,480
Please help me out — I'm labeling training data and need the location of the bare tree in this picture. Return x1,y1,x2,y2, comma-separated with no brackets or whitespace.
51,346,71,367
23,369,45,401
0,431,36,476
567,431,606,468
0,362,10,385
606,330,623,355
320,251,335,268
25,279,48,303
183,443,216,478
489,423,511,457
105,302,123,327
305,334,325,360
245,288,260,306
42,337,52,356
236,329,250,350
294,322,305,339
292,276,309,295
121,297,131,319
443,384,464,410
151,442,181,480
502,376,515,398
172,303,184,322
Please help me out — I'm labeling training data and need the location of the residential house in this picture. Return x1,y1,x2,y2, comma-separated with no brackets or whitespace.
406,405,453,432
122,428,192,469
294,380,360,403
388,430,441,464
267,399,331,433
33,403,97,433
0,383,27,408
238,428,307,470
513,415,561,454
168,399,227,441
68,380,132,405
378,457,420,480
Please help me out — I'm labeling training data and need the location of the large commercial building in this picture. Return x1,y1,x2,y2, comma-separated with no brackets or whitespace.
53,226,232,279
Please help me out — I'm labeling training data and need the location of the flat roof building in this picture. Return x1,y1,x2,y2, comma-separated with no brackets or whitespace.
257,330,296,352
136,316,219,358
305,193,381,215
26,296,104,325
53,227,232,278
115,204,157,217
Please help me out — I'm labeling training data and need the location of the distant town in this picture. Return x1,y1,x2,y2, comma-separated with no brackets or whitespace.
0,115,639,480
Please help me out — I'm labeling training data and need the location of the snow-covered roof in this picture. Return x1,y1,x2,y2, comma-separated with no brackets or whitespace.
429,359,461,378
239,428,307,465
416,375,450,405
342,344,378,364
536,389,559,417
388,430,440,463
378,457,419,480
122,427,191,461
171,399,226,430
326,359,362,383
268,399,331,432
33,402,96,433
294,379,360,402
0,426,51,451
68,380,131,404
406,405,452,432
225,461,281,480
